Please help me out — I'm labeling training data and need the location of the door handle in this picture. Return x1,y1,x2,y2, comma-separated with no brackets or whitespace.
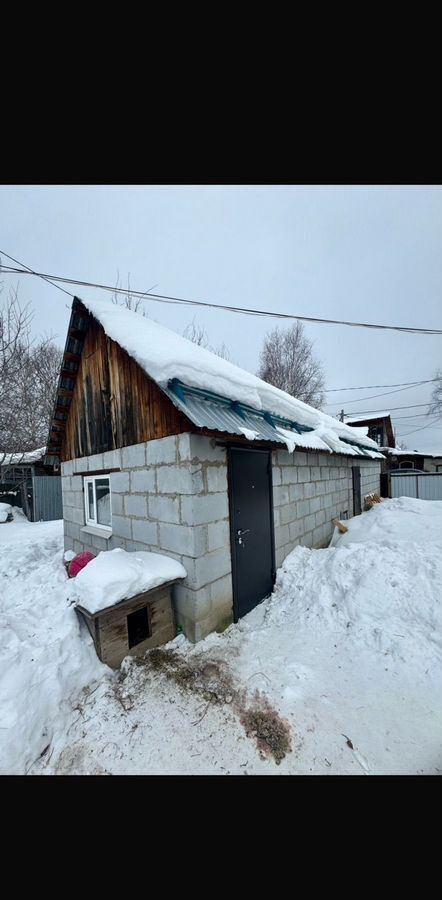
236,528,250,546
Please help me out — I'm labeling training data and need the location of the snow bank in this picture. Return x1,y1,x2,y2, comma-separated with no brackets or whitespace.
73,548,187,614
0,518,106,775
0,503,13,523
83,297,381,454
269,498,442,665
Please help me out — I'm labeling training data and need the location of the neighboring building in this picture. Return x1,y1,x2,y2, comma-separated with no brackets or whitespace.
380,447,442,473
0,447,62,521
344,412,395,448
48,297,382,642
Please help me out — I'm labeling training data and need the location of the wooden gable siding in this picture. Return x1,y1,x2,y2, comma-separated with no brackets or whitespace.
61,316,190,461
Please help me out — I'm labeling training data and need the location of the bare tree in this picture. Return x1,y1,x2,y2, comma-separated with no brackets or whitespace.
111,272,150,316
183,317,231,361
257,322,325,408
0,286,63,464
429,370,442,416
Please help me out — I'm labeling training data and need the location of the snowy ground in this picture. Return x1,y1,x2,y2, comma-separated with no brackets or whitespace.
1,499,441,775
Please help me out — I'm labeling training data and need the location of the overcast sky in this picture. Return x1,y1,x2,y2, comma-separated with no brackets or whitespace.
1,185,441,451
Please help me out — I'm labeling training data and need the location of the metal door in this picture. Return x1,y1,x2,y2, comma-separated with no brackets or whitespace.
228,447,275,621
352,466,361,516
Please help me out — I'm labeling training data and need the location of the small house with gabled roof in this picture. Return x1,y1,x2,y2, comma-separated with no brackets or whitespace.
48,297,382,641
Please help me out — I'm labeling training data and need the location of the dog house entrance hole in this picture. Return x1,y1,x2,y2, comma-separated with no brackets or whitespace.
127,606,151,648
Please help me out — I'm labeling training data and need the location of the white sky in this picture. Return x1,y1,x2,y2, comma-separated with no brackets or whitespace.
1,184,441,451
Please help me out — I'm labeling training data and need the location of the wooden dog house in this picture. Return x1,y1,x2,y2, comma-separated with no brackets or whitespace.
76,580,178,668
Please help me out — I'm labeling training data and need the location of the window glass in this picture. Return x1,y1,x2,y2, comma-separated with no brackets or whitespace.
87,481,95,520
96,478,111,526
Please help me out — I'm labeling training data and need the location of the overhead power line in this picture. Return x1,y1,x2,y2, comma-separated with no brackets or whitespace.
396,418,442,437
324,380,436,406
324,378,438,392
1,256,442,335
344,402,433,416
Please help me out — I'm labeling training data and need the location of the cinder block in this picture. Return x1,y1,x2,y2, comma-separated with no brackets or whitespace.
293,451,307,466
71,475,83,492
61,476,71,493
275,524,290,548
87,453,104,471
159,523,205,556
282,467,298,485
61,460,74,476
174,584,212,620
185,547,232,590
190,434,226,463
103,449,122,470
296,499,310,519
110,471,130,493
289,519,303,542
74,457,88,473
289,482,304,502
149,495,180,524
157,465,203,495
277,450,293,466
130,468,156,493
112,515,132,540
309,497,321,514
177,433,192,462
210,573,233,610
146,436,177,466
181,492,228,526
302,482,314,499
71,507,85,526
273,485,290,507
131,518,157,544
206,465,228,493
280,504,296,526
111,494,123,516
207,519,230,552
124,494,147,518
272,467,282,486
303,513,316,533
122,443,145,469
315,509,326,526
297,467,311,483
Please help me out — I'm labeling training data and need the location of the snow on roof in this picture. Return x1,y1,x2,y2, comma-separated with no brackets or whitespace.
344,412,390,424
83,298,381,456
74,548,187,615
0,447,46,466
381,447,442,458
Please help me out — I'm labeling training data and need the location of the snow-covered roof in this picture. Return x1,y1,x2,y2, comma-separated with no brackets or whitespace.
74,548,186,614
344,412,390,424
381,447,442,459
0,447,46,466
81,298,382,458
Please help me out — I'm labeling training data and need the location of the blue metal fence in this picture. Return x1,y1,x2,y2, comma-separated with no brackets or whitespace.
32,476,63,521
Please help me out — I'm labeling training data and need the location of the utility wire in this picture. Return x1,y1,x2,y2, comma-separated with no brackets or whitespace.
324,378,438,392
343,402,433,416
1,258,442,334
396,418,442,437
0,254,75,299
324,381,436,407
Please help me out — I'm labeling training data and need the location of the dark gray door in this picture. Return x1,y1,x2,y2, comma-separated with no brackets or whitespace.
352,466,361,516
229,447,275,621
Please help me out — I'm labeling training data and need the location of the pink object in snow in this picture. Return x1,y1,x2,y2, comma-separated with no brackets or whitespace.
68,551,96,578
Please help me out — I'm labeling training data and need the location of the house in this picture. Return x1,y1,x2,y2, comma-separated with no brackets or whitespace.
380,447,442,473
47,297,383,642
344,412,395,448
0,447,62,521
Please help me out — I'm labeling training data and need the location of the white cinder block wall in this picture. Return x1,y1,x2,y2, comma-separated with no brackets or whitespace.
272,449,380,568
62,433,232,642
61,434,380,642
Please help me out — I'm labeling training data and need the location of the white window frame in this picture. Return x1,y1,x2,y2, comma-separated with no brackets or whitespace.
84,474,112,532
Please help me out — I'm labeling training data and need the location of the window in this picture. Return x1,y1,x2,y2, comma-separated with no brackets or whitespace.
84,475,112,531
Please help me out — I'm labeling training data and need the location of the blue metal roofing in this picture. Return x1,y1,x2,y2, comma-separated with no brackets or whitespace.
162,384,287,443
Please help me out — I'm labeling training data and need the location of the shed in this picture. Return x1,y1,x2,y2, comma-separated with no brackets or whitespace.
0,447,62,521
48,297,383,642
